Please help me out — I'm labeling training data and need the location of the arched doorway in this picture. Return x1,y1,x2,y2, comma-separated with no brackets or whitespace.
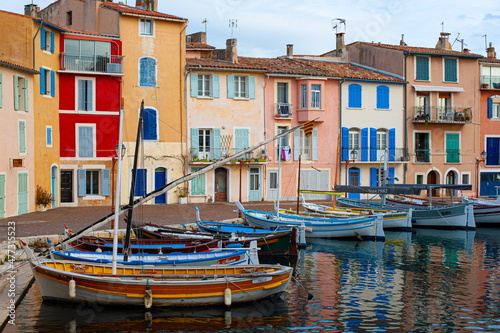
427,170,440,197
215,168,228,202
445,170,457,197
154,167,167,204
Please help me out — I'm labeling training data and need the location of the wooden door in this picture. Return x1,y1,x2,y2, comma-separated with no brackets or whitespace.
215,168,227,202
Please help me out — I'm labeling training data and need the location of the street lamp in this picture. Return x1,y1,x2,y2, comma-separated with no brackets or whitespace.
344,149,358,197
475,150,487,197
238,151,253,217
111,144,127,218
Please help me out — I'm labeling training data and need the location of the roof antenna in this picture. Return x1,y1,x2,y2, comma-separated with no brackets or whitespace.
202,18,208,35
441,21,444,32
483,34,488,52
229,19,237,38
332,18,346,33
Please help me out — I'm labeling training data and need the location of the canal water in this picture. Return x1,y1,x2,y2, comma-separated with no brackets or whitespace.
5,228,500,332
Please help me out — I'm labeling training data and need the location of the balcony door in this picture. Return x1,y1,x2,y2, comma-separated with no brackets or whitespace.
277,82,290,116
215,168,228,202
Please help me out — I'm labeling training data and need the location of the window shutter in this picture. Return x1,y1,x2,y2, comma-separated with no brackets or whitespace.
227,75,235,99
361,128,368,161
87,80,93,111
46,127,52,146
19,121,26,154
388,168,395,184
212,128,221,159
40,68,45,95
293,129,300,161
445,58,457,82
235,128,249,155
77,169,86,197
134,169,147,196
370,167,378,187
416,57,429,81
190,128,199,156
50,32,55,53
487,97,493,118
348,84,361,108
78,80,85,110
13,75,19,110
23,78,29,111
248,76,256,99
143,108,157,140
486,138,500,166
370,128,377,161
78,126,93,157
190,73,198,97
212,74,220,98
140,58,156,87
0,72,3,108
40,28,46,50
341,127,349,161
389,128,396,161
50,71,56,97
101,169,111,196
376,85,389,109
312,128,318,161
190,167,205,195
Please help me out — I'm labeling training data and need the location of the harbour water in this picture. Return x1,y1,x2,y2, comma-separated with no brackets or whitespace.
5,228,500,332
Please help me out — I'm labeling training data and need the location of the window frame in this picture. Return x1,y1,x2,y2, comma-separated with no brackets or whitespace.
197,74,212,97
299,129,312,160
139,57,157,87
349,129,360,151
300,84,307,109
139,19,154,36
234,75,248,99
311,84,321,109
76,124,96,158
76,77,95,111
443,57,458,83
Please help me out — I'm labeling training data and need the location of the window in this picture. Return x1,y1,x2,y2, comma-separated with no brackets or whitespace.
86,170,99,195
415,132,430,162
40,28,55,53
142,108,158,140
77,125,94,158
486,137,500,166
293,128,318,161
234,76,247,98
190,73,219,98
140,19,153,35
377,129,387,150
198,129,211,160
190,167,205,195
299,129,311,159
416,56,430,81
18,120,26,154
300,84,307,109
67,11,73,25
39,68,55,97
445,133,460,163
77,169,111,197
416,174,424,184
13,75,29,111
487,97,500,119
376,85,389,109
349,129,360,151
139,57,157,87
462,174,470,185
77,78,94,111
348,84,362,108
444,58,458,82
46,126,53,147
198,74,212,97
277,82,290,115
481,66,500,88
190,128,221,160
437,92,452,120
311,84,321,109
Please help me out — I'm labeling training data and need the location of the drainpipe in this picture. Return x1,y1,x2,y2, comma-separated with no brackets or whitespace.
33,21,44,70
403,53,408,184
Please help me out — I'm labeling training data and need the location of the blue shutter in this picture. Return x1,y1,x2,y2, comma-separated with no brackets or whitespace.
341,127,349,161
40,28,46,50
134,169,147,196
376,85,389,109
370,128,377,161
78,169,86,197
388,168,395,184
486,138,500,165
293,129,300,161
190,73,198,97
190,128,199,156
40,68,45,95
78,126,93,157
101,169,110,196
78,80,85,110
312,128,318,161
213,128,221,159
13,75,19,110
227,75,235,99
140,58,156,87
248,76,256,99
370,167,378,187
24,78,29,111
389,128,396,161
143,108,157,140
46,127,52,146
487,97,493,118
50,71,55,97
212,74,220,98
361,128,369,161
348,84,361,108
50,32,55,53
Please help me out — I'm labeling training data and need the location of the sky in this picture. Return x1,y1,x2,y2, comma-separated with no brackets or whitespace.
3,0,500,58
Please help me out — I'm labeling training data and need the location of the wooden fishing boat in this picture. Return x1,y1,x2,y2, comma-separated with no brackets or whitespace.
196,220,289,236
460,196,500,225
50,248,253,266
235,201,385,241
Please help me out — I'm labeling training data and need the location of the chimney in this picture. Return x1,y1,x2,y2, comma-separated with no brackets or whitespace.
136,0,157,11
24,4,40,17
435,32,452,51
336,32,345,53
286,44,293,57
487,42,496,59
400,34,407,46
226,38,238,63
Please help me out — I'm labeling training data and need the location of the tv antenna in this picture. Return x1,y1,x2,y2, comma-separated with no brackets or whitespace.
201,18,208,34
483,34,488,52
441,21,445,32
229,19,238,38
332,18,346,33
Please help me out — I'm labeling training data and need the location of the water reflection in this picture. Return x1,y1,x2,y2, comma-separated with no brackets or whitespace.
6,228,500,332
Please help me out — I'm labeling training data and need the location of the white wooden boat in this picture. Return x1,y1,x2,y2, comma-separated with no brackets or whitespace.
462,196,500,225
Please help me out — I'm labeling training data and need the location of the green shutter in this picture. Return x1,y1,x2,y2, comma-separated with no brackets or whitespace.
445,58,457,82
234,128,249,154
24,78,29,111
17,173,28,215
13,75,19,110
446,133,460,163
190,73,198,97
190,167,205,195
249,76,256,99
212,74,220,98
213,128,221,159
19,121,26,154
227,75,235,99
190,128,199,156
416,57,429,81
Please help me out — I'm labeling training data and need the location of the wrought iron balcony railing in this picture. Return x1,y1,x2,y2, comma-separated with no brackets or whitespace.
274,103,293,118
340,147,409,162
189,148,268,163
413,106,472,123
60,53,124,74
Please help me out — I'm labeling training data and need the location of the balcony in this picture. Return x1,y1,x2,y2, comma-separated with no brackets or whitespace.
274,103,293,118
480,75,500,89
340,147,409,162
60,53,124,74
189,148,268,163
415,149,430,163
412,106,472,124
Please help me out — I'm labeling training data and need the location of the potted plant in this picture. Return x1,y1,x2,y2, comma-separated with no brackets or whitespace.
36,185,52,211
175,186,189,204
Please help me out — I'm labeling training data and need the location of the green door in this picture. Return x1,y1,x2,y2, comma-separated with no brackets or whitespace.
18,173,28,215
248,167,261,201
0,175,5,218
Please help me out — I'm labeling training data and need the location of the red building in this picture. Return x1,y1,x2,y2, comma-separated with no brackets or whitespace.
58,30,123,206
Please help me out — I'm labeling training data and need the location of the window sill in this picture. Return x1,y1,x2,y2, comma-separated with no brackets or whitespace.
375,108,391,111
233,97,250,101
83,195,106,200
196,96,214,99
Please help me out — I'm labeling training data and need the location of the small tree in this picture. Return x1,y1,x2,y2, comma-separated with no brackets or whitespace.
36,185,52,208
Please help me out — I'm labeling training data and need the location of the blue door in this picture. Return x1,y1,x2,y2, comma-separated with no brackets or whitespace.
480,172,500,197
51,166,57,208
155,167,166,204
348,168,360,199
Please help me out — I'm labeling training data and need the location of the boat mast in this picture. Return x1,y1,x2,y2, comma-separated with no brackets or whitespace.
123,101,144,261
112,107,124,274
296,154,302,212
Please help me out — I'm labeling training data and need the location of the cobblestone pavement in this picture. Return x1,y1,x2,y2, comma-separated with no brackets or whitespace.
0,201,310,240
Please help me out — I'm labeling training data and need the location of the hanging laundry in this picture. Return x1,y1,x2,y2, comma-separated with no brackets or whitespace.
281,146,291,161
